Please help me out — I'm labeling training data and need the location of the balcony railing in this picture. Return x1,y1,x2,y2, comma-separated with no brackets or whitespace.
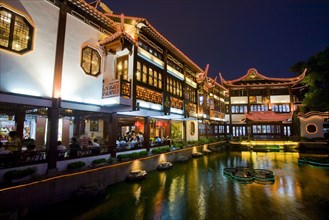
102,76,131,99
0,147,110,169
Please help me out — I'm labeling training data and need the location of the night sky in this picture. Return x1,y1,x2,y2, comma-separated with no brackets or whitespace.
100,0,329,80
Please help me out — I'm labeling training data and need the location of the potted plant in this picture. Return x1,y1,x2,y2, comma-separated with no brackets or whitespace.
67,161,85,171
4,167,37,183
92,158,107,167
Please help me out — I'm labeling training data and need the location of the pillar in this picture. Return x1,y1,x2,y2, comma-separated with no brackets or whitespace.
144,117,151,151
47,98,60,172
108,113,117,157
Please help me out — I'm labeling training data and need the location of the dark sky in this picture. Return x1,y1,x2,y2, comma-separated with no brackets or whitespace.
101,0,329,80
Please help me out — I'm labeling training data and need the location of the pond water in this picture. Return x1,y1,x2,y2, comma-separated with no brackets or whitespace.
27,150,329,220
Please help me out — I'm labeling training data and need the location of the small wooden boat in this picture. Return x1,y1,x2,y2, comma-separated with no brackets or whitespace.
126,170,147,181
157,161,173,170
223,168,236,176
223,166,275,185
254,169,275,184
202,149,212,154
75,183,107,198
176,155,189,162
192,152,203,158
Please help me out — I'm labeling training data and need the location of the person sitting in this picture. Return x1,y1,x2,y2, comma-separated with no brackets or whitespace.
26,143,37,152
69,137,80,158
92,139,100,147
91,139,100,154
155,136,162,145
0,142,11,154
57,141,66,151
7,131,22,152
88,140,94,148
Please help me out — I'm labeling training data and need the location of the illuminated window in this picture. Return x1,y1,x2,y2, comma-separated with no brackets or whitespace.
148,68,153,86
185,85,196,103
0,6,34,54
136,60,162,90
158,73,162,89
136,61,141,81
142,65,147,83
153,70,158,87
166,76,182,98
81,46,101,76
116,56,128,80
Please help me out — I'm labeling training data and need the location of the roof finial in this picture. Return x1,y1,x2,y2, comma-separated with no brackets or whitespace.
120,13,125,32
204,64,209,77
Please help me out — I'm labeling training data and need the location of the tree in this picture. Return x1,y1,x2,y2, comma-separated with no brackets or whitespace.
290,47,329,112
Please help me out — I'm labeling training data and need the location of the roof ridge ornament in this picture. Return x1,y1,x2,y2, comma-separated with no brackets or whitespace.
120,13,125,32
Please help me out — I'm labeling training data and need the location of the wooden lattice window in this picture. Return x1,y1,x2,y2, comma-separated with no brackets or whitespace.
81,46,101,76
0,6,34,54
116,55,128,80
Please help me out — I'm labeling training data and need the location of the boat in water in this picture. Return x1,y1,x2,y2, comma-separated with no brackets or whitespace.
126,170,147,181
157,161,173,170
253,169,275,184
176,156,189,163
192,152,203,158
202,149,212,154
223,166,275,185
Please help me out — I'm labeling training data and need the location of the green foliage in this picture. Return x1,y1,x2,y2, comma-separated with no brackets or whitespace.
173,142,185,149
92,158,107,166
171,123,182,139
207,137,218,143
151,146,170,154
117,151,148,160
290,47,329,112
4,167,37,181
199,138,210,144
67,161,86,170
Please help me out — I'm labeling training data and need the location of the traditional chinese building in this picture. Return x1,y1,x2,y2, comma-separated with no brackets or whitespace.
0,0,229,173
220,68,306,140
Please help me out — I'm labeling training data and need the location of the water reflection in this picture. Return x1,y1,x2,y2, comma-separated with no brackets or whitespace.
27,150,329,220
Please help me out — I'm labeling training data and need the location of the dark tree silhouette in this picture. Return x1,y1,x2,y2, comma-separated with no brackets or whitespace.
290,47,329,112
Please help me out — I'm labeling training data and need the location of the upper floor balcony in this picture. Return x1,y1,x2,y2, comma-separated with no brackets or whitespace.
101,76,131,106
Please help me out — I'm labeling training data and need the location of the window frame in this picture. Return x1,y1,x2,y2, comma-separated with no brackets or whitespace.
0,6,34,54
116,55,128,80
81,46,101,77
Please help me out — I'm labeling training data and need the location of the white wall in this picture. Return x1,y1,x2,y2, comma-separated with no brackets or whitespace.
85,120,104,139
299,116,324,138
186,120,198,141
270,95,290,104
0,0,59,98
230,97,248,104
61,13,107,105
231,114,246,124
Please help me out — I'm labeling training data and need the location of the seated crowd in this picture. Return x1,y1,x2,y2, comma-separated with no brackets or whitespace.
116,131,144,151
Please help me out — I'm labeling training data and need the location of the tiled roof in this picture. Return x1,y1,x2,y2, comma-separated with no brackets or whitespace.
102,13,204,74
246,111,293,122
220,68,306,87
99,31,137,46
70,0,117,31
298,111,329,119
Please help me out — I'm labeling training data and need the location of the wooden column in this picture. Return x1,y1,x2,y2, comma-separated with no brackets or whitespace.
108,113,117,157
73,116,81,137
183,121,187,142
14,107,25,140
132,44,138,111
228,89,233,140
144,117,151,151
47,98,60,171
47,0,67,174
163,49,170,115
